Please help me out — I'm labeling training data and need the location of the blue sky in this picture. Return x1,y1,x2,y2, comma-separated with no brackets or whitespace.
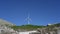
0,0,60,26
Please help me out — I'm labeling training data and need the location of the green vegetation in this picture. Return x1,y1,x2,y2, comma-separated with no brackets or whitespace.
11,23,60,31
11,24,46,31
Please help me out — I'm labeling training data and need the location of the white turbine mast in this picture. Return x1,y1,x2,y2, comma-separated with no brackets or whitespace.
27,14,31,24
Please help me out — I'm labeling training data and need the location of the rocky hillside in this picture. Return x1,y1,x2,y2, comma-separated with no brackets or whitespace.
0,19,15,26
47,23,60,27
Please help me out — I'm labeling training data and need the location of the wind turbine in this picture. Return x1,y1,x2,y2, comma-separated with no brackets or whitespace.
25,13,31,25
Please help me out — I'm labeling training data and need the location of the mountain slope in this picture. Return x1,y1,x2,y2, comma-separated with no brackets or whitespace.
0,19,15,26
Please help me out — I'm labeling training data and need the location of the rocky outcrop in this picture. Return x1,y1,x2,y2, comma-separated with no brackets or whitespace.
0,25,18,34
37,27,60,34
0,19,18,34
